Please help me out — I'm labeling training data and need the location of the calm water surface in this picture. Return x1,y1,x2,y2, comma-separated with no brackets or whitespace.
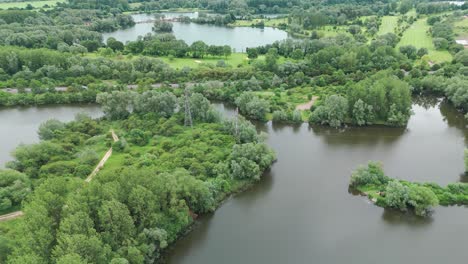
1,98,467,264
167,98,468,264
102,13,290,52
0,105,102,166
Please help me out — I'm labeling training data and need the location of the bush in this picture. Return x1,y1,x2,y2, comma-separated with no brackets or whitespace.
407,185,438,217
272,110,288,123
385,181,409,211
112,138,128,153
74,165,93,178
349,161,390,188
76,148,100,166
38,119,65,140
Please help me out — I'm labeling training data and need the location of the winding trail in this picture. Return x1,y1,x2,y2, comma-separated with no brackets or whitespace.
296,96,319,111
85,129,119,182
0,211,24,222
0,130,119,222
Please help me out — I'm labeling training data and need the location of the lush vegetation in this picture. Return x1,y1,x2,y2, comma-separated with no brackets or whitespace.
1,0,468,261
1,90,275,263
349,161,468,217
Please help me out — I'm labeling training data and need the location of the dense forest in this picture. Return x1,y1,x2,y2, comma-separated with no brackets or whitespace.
0,0,467,262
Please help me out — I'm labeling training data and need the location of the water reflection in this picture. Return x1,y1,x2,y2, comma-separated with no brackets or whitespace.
169,99,468,264
103,13,291,51
381,209,433,227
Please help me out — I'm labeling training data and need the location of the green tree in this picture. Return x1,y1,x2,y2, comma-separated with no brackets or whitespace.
38,119,65,140
134,91,177,117
96,91,136,120
408,186,439,217
235,92,270,121
98,200,136,250
385,181,409,211
190,41,208,58
310,95,348,128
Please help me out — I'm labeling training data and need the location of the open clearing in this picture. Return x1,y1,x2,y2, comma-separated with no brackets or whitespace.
0,0,65,9
378,16,398,35
397,18,452,63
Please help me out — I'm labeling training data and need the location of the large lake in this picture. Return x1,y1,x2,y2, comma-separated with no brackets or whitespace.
167,98,468,264
1,97,467,264
102,13,291,52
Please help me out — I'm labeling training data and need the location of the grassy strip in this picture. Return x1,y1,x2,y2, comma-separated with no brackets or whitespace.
85,52,251,69
378,16,398,35
0,0,65,9
397,18,452,63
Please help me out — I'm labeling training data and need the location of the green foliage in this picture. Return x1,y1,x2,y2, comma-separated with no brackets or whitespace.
385,181,409,211
407,185,438,217
38,119,65,140
465,149,468,173
235,92,270,121
348,71,412,125
0,170,31,212
133,91,177,118
349,161,390,188
350,162,448,217
310,95,348,128
152,20,173,33
229,143,275,180
96,91,136,120
8,141,66,178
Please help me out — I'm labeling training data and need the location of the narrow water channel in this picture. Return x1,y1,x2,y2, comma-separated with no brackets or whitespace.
167,98,468,264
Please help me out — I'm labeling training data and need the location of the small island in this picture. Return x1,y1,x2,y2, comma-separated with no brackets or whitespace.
349,161,468,217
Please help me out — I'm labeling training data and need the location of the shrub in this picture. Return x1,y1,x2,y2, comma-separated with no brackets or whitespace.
349,161,390,188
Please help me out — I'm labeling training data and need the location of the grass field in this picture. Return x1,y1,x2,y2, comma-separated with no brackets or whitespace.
160,53,249,68
378,16,398,35
454,17,468,38
230,17,288,28
397,18,452,63
86,52,252,69
0,0,64,9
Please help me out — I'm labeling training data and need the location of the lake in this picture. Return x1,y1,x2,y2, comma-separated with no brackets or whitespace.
167,98,468,264
0,105,102,166
1,98,467,264
102,13,291,52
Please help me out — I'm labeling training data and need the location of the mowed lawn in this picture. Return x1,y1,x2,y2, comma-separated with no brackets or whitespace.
378,16,398,35
397,18,452,63
454,17,468,38
0,0,65,9
86,52,251,69
160,52,249,68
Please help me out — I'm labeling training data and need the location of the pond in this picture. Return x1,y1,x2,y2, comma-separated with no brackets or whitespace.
166,98,468,264
0,105,102,166
102,13,291,52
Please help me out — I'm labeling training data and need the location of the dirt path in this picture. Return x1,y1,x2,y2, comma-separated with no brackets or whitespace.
0,131,119,222
0,211,24,222
296,96,319,111
85,130,119,182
